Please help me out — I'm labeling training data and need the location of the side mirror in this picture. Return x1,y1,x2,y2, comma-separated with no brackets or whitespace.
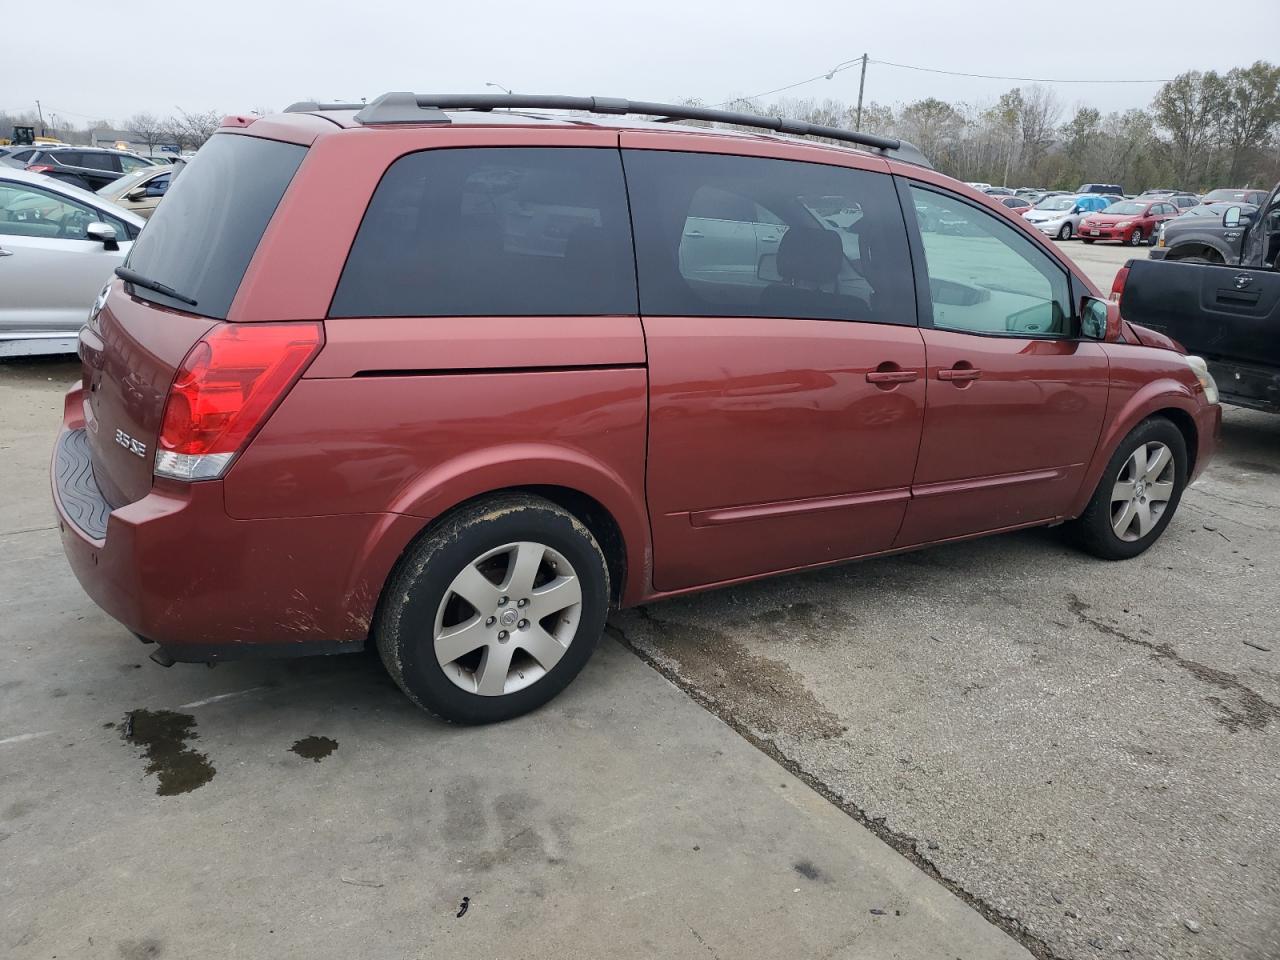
86,222,119,251
1222,206,1252,229
125,187,147,201
1080,295,1121,342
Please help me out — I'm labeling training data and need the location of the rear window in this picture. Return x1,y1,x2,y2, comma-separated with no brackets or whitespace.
124,134,305,319
331,147,636,318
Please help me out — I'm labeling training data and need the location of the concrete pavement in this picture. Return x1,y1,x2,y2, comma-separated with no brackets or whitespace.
0,358,1031,960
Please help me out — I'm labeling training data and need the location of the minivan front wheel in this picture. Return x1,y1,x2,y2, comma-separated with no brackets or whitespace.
376,493,610,723
1057,222,1073,240
1067,418,1187,560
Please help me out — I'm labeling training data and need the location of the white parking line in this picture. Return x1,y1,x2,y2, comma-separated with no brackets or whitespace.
0,731,54,747
177,686,270,709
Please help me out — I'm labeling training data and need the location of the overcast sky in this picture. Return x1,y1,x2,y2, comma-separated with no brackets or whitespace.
7,0,1279,126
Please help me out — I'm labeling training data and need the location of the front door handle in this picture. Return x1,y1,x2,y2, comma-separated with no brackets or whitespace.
866,369,919,384
938,367,982,382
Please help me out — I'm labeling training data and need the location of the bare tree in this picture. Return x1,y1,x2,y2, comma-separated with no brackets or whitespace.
1216,61,1280,184
1016,86,1062,173
1153,70,1228,186
126,112,167,156
175,109,222,149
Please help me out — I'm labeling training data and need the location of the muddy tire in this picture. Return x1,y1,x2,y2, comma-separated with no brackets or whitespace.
1065,417,1188,561
375,493,610,724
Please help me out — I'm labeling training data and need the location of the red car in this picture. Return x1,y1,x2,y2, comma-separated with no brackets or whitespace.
995,195,1034,216
53,94,1221,723
1078,199,1180,246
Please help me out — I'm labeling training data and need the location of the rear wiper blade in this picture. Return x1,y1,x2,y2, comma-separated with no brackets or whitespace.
114,266,198,307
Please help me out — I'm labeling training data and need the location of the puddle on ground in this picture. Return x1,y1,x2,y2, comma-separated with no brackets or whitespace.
123,709,216,796
290,735,338,763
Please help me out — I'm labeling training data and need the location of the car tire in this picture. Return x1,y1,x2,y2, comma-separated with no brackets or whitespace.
1128,228,1144,246
1057,223,1073,240
375,493,611,724
1148,231,1159,246
1066,417,1188,561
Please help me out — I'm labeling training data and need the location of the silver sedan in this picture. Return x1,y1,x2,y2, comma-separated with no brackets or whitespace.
0,169,144,357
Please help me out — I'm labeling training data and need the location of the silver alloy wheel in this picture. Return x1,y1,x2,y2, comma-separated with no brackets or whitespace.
1110,441,1176,541
1129,228,1144,246
433,541,583,696
1058,222,1072,240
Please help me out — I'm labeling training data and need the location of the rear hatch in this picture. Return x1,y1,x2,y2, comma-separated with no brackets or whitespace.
80,133,306,506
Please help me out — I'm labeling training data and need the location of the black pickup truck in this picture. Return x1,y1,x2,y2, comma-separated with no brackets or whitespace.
1115,182,1280,412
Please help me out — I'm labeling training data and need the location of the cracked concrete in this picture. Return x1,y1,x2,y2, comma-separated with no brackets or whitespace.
615,405,1280,960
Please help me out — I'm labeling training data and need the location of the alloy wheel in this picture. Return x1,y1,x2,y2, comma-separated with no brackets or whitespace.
1129,228,1144,246
1110,442,1176,541
432,541,583,696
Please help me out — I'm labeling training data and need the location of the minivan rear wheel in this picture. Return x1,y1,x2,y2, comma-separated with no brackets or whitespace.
1066,418,1187,560
375,493,610,724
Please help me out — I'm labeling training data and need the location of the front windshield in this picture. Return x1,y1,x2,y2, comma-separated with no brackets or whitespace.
1102,201,1144,215
1035,197,1075,211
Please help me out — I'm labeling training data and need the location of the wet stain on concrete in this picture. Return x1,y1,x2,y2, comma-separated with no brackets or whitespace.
117,936,164,958
290,735,338,763
610,609,846,741
123,710,215,796
793,859,828,882
4,800,35,821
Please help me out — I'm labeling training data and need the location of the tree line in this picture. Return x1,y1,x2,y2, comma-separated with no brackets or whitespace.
0,107,237,153
702,61,1280,192
5,62,1278,191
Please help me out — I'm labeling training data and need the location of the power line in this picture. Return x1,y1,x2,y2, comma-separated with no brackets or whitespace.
713,55,1172,109
870,58,1171,85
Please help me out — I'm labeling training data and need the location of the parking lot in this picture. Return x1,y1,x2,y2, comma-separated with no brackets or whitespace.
2,240,1277,960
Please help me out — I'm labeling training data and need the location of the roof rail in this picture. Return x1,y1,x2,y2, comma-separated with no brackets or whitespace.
282,93,931,168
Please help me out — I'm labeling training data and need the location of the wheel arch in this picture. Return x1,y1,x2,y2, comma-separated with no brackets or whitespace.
1069,379,1200,518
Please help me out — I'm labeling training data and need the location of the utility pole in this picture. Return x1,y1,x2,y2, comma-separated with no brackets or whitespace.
854,54,868,131
35,100,45,137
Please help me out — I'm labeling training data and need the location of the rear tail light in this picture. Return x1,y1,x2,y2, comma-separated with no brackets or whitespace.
155,322,323,480
26,164,53,174
1109,264,1130,305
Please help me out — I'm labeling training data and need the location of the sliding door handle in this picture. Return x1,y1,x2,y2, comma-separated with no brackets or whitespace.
866,369,919,384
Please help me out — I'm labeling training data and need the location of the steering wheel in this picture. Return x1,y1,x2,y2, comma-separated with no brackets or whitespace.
57,208,94,239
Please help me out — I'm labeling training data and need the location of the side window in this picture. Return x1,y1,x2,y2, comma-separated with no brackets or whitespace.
623,150,915,324
75,153,115,171
119,155,150,173
908,185,1071,338
331,147,636,318
144,172,170,197
0,182,116,240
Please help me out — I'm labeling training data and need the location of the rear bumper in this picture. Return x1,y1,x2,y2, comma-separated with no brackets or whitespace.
52,385,422,660
1206,359,1280,413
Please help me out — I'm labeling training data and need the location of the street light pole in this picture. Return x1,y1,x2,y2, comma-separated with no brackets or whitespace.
485,82,513,95
854,54,868,131
35,100,46,137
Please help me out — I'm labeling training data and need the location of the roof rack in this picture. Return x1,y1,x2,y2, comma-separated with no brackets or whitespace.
283,93,931,168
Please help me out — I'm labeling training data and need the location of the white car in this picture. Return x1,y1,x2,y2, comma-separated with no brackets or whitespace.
0,169,144,357
1022,194,1111,241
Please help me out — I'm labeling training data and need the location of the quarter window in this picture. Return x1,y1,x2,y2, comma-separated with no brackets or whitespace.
623,150,915,324
909,185,1071,338
331,147,636,318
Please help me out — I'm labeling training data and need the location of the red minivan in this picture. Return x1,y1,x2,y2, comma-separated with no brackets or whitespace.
53,94,1221,723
